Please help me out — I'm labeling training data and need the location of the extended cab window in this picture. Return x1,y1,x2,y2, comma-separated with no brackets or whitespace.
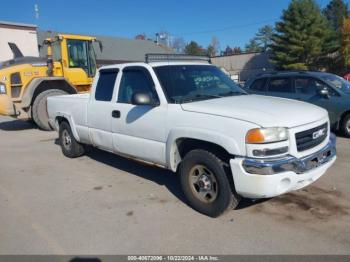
95,69,118,101
267,77,293,93
250,78,267,91
118,67,157,104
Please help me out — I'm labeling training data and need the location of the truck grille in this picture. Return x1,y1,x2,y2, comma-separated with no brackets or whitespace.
295,123,328,152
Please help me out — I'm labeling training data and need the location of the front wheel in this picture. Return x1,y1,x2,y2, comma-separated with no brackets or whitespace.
340,113,350,138
59,121,85,158
179,149,240,217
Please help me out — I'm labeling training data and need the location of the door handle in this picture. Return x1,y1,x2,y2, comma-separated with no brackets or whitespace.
112,110,121,118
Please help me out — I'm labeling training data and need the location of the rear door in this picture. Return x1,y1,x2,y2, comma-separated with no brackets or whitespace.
87,68,118,151
266,77,294,99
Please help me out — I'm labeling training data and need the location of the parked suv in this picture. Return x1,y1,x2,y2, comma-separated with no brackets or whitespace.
245,71,350,137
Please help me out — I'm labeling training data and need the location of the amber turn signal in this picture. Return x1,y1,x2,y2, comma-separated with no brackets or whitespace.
246,129,265,144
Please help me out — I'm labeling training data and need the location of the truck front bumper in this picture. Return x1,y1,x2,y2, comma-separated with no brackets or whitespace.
230,134,337,199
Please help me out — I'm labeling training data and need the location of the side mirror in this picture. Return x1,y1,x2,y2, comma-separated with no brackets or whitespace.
131,92,158,106
318,88,330,98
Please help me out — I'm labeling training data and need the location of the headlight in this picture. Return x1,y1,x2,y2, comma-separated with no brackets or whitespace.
246,127,288,144
0,83,6,94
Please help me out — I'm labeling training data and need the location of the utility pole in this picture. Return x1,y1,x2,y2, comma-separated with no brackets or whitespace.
34,4,40,20
155,33,159,45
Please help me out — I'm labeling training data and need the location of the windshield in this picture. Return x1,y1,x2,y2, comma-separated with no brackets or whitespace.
154,65,246,103
319,74,350,93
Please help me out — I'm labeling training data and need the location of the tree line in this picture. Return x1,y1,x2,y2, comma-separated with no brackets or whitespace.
270,0,349,74
184,0,350,74
135,0,349,74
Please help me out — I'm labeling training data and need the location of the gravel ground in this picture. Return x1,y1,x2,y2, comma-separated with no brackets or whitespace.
0,116,349,255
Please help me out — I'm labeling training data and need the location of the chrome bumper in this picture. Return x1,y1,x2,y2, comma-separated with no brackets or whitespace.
242,134,336,176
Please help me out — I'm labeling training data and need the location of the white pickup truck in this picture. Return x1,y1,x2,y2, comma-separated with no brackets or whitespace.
47,54,336,217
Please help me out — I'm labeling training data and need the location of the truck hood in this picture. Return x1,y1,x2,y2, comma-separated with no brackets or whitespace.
180,95,328,128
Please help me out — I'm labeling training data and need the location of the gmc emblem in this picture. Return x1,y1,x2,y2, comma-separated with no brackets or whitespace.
312,128,326,140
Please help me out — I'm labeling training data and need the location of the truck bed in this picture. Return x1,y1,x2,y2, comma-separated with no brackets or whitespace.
47,93,90,130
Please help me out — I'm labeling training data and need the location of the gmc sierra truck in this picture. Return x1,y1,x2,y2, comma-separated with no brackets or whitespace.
47,54,337,217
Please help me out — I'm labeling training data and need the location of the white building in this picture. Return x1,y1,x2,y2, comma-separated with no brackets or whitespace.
0,21,38,62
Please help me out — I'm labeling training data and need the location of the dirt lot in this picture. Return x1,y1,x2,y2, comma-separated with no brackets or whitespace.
0,116,349,255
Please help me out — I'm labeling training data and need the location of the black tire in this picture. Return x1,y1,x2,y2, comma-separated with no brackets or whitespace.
179,149,240,217
341,113,350,138
32,89,67,131
59,121,85,158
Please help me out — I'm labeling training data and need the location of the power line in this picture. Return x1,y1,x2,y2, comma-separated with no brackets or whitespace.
175,18,279,37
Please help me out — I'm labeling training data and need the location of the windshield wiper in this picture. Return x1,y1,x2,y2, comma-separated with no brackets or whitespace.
195,94,222,99
179,94,222,103
219,91,247,97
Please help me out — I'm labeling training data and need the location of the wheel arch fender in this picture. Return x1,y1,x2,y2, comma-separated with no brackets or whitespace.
166,128,241,172
339,110,350,125
55,113,80,142
21,77,77,108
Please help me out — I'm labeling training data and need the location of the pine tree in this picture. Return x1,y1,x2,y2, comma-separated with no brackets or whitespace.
232,47,242,54
322,0,349,73
223,46,233,56
270,0,332,70
323,0,349,32
206,45,216,57
245,39,262,52
341,18,350,69
255,25,274,51
184,41,205,56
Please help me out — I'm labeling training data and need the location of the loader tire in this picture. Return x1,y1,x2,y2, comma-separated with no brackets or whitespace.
32,89,67,131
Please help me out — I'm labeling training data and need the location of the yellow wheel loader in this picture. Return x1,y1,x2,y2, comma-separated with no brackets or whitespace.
0,34,100,130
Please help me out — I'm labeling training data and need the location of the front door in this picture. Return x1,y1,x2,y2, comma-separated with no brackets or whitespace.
111,66,167,165
293,77,339,124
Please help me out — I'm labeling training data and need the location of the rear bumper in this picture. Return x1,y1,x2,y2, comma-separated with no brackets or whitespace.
230,134,337,198
0,94,17,116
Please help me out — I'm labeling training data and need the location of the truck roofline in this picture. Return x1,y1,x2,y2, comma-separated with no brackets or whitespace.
98,61,212,71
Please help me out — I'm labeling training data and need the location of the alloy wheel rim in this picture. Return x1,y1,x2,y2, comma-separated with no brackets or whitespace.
62,130,72,150
346,120,350,134
189,165,218,203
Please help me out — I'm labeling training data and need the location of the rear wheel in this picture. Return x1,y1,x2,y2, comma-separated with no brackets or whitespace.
179,149,240,217
32,89,67,131
59,121,85,158
340,113,350,138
